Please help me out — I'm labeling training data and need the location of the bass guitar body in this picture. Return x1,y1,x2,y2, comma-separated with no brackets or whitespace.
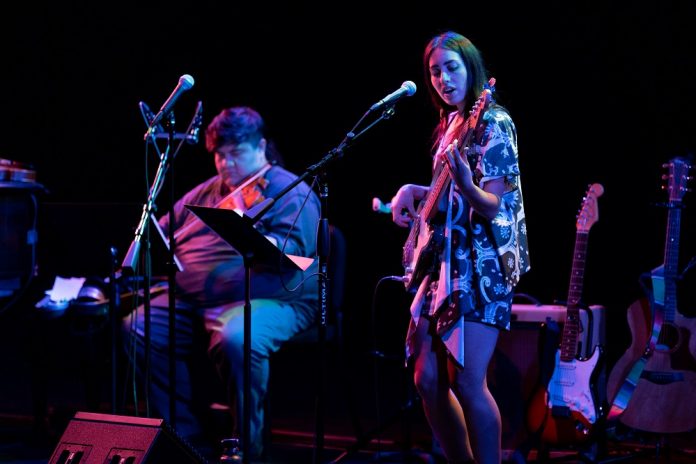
403,218,443,292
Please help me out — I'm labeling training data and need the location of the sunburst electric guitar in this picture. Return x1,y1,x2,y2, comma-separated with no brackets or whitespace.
606,157,696,433
526,183,605,445
401,78,495,292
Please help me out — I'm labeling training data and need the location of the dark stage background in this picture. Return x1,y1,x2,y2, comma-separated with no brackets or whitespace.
1,0,695,438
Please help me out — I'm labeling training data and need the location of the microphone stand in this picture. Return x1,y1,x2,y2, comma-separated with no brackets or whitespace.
165,114,178,428
246,104,398,464
121,106,199,426
109,246,120,414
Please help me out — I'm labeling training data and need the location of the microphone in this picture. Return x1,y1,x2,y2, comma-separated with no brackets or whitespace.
370,80,417,111
186,101,203,145
146,74,195,135
139,101,163,133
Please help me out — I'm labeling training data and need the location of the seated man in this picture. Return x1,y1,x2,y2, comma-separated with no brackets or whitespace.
122,106,320,459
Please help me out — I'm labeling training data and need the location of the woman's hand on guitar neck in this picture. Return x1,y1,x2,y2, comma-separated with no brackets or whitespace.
391,183,429,228
442,138,475,194
443,138,503,220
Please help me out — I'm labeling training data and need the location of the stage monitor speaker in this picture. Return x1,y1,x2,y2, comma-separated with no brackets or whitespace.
48,412,207,464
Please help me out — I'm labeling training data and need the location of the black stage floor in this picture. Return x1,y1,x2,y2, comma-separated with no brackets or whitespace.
2,412,696,464
1,297,695,464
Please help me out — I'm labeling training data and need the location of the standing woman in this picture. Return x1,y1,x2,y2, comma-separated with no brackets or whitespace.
390,31,530,463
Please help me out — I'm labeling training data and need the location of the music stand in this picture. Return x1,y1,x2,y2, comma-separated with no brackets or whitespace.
185,205,312,464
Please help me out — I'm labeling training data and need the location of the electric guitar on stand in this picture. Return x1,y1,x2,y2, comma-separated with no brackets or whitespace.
526,183,605,446
606,156,696,433
401,78,495,292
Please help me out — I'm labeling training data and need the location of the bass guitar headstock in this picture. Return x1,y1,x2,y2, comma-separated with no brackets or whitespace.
467,77,496,130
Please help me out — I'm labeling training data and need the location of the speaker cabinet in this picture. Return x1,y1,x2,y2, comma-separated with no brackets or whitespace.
488,304,606,456
49,412,206,464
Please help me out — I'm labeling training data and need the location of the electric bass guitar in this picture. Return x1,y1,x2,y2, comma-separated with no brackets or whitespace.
401,78,495,292
526,183,604,445
606,156,696,433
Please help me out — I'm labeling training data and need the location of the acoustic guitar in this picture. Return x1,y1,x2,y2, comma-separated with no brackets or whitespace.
606,156,696,433
526,183,604,445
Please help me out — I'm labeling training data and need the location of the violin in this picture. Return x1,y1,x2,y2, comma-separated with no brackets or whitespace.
173,163,272,240
219,169,270,212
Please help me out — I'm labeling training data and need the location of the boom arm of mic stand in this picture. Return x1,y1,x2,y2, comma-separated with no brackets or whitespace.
244,104,398,464
247,147,342,223
248,106,396,224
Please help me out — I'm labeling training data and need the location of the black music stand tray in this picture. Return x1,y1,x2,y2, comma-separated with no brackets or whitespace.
185,205,312,464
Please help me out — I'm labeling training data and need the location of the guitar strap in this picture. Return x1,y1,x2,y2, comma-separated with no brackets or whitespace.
605,271,664,426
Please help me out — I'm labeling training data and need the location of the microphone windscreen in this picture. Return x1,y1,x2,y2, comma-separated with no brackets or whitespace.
402,81,417,96
180,74,195,89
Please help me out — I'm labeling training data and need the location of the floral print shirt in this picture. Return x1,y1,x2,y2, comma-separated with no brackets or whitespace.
406,105,530,367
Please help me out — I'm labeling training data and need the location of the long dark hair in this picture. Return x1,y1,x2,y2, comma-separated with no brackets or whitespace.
423,32,489,149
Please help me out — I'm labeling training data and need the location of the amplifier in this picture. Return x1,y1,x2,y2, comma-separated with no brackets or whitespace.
488,304,606,457
509,304,605,359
